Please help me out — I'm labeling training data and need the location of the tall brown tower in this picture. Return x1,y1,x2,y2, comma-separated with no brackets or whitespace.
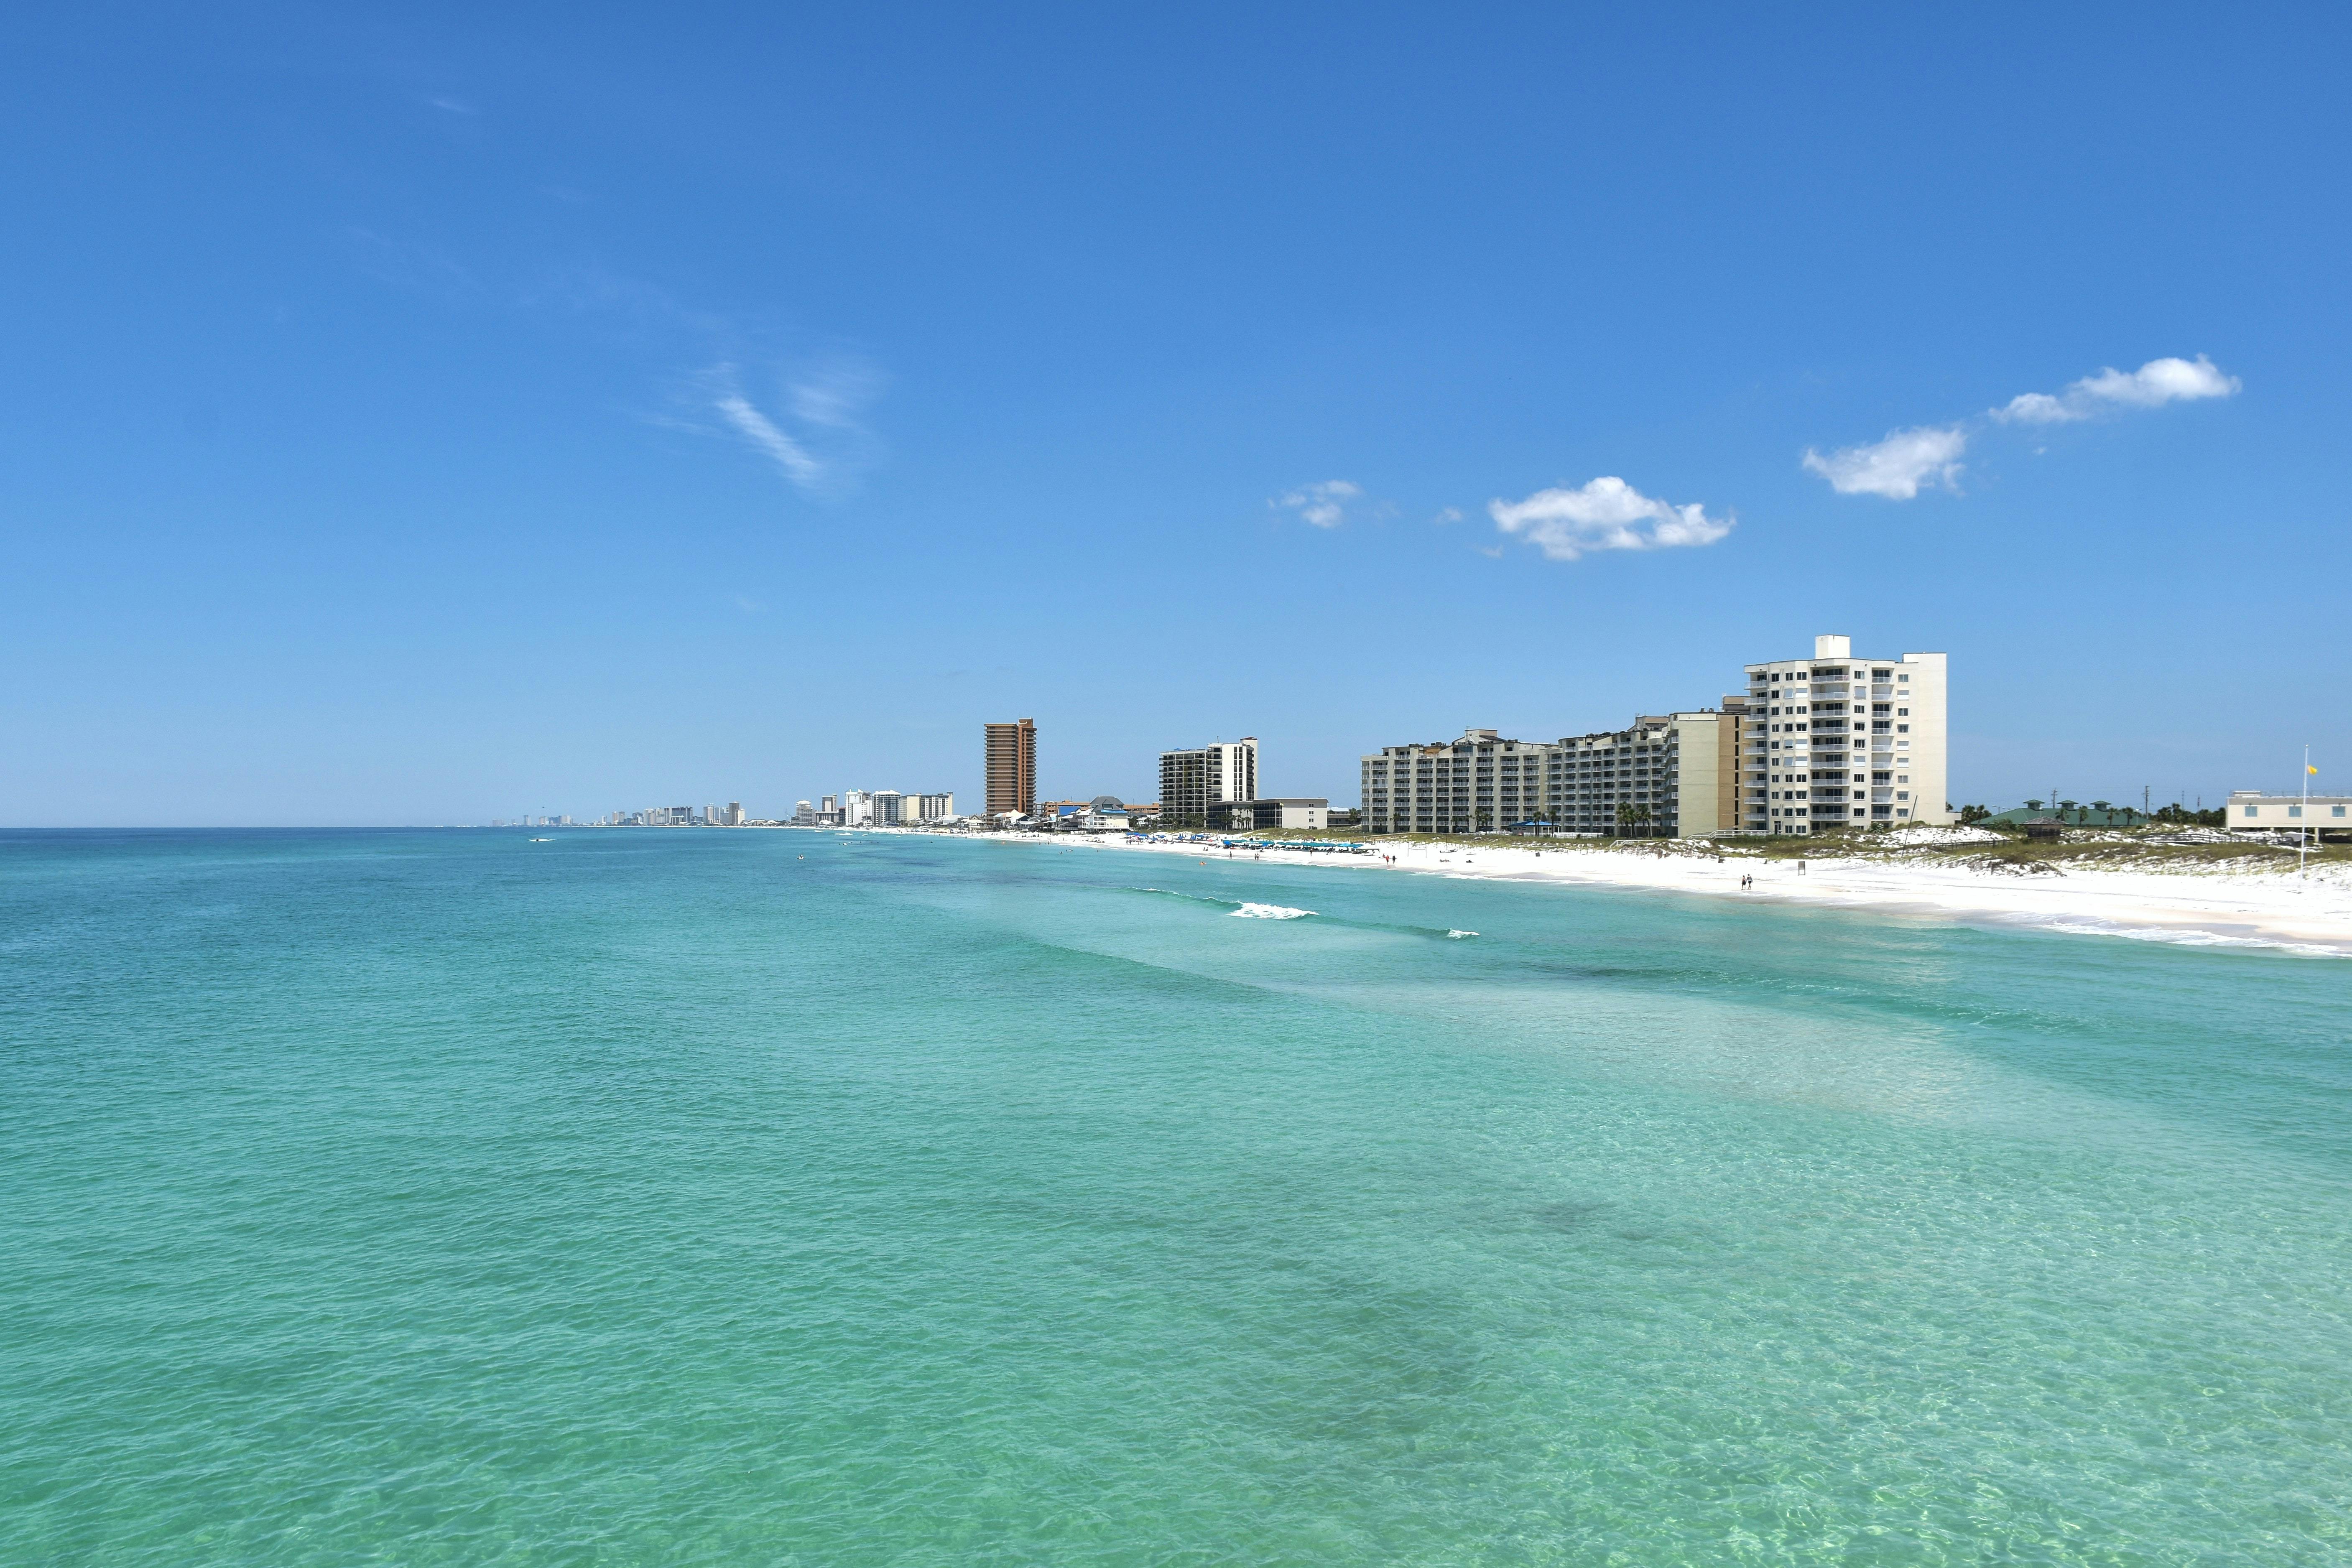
985,718,1036,817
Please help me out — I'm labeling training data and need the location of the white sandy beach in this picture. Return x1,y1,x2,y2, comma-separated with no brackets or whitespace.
964,829,2352,957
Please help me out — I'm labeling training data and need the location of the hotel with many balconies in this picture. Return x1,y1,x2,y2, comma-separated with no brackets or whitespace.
1358,710,1740,838
1739,635,1947,835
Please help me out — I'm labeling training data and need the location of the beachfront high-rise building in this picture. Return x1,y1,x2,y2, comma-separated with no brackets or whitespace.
1158,738,1258,829
851,790,954,827
1359,714,1739,838
986,719,1036,817
1739,634,1948,835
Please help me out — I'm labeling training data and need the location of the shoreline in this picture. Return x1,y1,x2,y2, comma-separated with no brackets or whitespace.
929,827,2352,958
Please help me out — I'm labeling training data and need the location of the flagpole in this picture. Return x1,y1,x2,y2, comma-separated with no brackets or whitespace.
2301,744,2311,875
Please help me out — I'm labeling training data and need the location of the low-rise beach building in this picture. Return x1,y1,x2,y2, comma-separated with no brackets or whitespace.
1210,798,1329,832
2228,791,2352,838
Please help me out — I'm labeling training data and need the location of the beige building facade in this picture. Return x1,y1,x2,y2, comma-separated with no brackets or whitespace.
1739,634,1948,834
1358,709,1741,838
2227,791,2351,836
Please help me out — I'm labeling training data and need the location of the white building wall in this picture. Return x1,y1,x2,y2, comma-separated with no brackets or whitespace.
1738,634,1949,834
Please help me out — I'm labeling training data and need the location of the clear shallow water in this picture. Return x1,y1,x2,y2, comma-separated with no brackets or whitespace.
3,828,2349,1565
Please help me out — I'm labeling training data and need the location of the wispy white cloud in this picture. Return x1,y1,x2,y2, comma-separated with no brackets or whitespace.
714,385,821,487
1433,506,1465,525
1993,354,2240,424
1272,479,1361,528
703,359,886,495
1487,477,1733,561
1801,424,1968,500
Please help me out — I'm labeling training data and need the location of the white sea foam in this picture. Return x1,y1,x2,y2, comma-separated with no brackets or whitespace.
2025,919,2348,959
1447,930,1479,939
1231,903,1315,920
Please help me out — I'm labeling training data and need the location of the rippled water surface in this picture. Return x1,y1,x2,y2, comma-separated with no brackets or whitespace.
5,828,2349,1564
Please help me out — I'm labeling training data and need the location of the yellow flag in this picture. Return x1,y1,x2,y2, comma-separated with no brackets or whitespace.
2311,764,2322,775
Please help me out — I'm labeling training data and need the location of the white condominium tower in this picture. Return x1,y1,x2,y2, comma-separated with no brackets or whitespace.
1159,738,1258,828
1740,634,1947,834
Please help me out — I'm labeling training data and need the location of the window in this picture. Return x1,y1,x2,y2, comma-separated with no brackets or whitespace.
1897,724,1909,733
1897,774,1910,784
2245,806,2259,818
1898,673,1909,683
2336,806,2348,818
1896,707,1909,716
2290,806,2303,818
1896,791,1909,801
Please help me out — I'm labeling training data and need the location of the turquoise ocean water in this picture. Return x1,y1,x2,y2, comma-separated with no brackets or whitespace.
4,827,2349,1564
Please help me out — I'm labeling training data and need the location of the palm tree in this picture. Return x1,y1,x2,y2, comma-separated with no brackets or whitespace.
1615,801,1653,839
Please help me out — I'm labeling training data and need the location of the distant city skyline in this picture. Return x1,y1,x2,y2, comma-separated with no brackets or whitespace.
3,10,2347,824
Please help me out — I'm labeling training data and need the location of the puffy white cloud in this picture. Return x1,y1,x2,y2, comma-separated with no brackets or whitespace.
1272,479,1360,528
1807,354,2240,501
1487,476,1733,561
1995,354,2240,423
1800,425,1967,499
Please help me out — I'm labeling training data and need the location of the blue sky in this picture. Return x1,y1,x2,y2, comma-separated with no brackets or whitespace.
4,5,2347,824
